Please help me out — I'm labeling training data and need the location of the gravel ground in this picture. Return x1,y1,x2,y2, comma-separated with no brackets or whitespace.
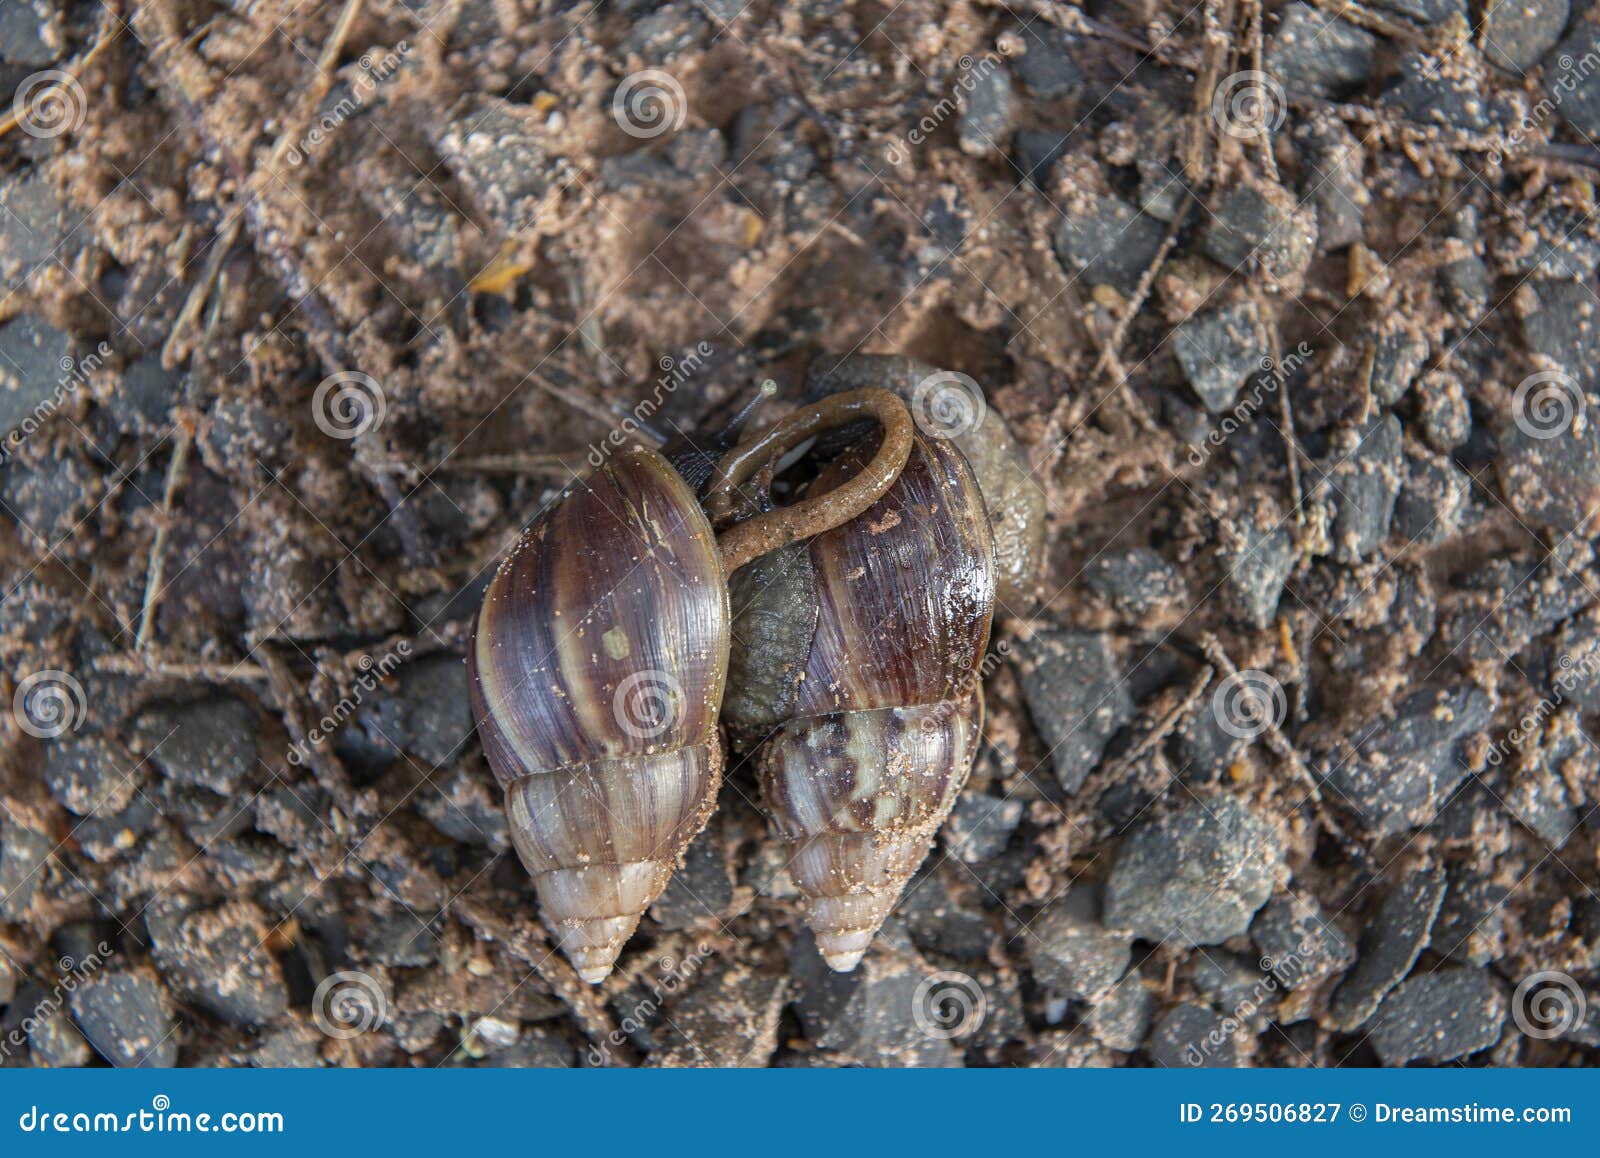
2,0,1599,1068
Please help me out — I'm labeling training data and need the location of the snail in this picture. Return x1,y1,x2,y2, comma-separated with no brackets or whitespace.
705,417,998,972
469,388,914,983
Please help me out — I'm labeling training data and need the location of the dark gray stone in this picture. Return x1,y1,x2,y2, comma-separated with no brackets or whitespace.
900,872,991,962
1328,869,1448,1030
1417,369,1471,452
1370,968,1505,1065
71,974,178,1068
0,313,73,437
1429,868,1510,965
1008,22,1083,97
1369,0,1466,21
1085,966,1156,1051
957,63,1012,157
1013,629,1133,793
1386,51,1500,134
1054,194,1166,297
0,819,51,920
1026,887,1132,1000
109,354,184,434
788,933,962,1066
414,765,509,849
1083,547,1188,614
0,176,76,287
1199,180,1317,281
1320,413,1403,563
1266,4,1376,97
436,97,563,234
0,1,64,65
354,654,472,767
137,698,258,795
146,901,289,1028
1394,446,1470,544
1296,115,1368,251
650,823,734,931
1104,797,1283,947
43,733,140,817
1173,302,1269,414
1484,0,1568,73
942,788,1023,863
363,914,441,968
1319,686,1492,836
1251,894,1356,991
1370,318,1430,405
1151,1003,1237,1067
1546,21,1600,136
29,1010,92,1067
1012,129,1072,187
1225,522,1296,629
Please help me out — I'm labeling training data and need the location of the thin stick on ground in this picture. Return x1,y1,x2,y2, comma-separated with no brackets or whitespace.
134,414,196,650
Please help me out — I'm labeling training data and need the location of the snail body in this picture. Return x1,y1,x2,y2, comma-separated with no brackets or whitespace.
718,430,997,971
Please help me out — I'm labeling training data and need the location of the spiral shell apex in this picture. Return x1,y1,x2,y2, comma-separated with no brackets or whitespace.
468,447,730,984
740,430,997,970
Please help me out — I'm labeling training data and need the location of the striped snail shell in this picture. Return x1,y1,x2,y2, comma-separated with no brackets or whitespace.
469,389,914,984
708,426,997,971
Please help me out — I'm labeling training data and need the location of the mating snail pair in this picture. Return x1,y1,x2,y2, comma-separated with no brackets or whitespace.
468,357,1045,983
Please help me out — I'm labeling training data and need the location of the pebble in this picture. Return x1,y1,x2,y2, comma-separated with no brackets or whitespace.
1429,867,1510,965
650,822,734,930
1393,446,1470,545
1084,967,1156,1051
1547,21,1600,136
414,765,508,849
1251,894,1356,992
1026,887,1132,1001
146,900,289,1027
1224,520,1296,629
1319,686,1491,836
1083,547,1189,615
136,698,258,796
957,64,1013,158
1369,968,1506,1065
1368,0,1465,20
788,932,961,1066
1054,194,1167,297
436,97,561,235
0,313,73,437
29,1010,92,1068
901,871,991,961
0,177,74,288
43,733,140,817
0,819,51,920
1199,179,1317,282
1295,115,1368,252
71,973,179,1068
1320,413,1403,563
1266,4,1376,97
0,1,64,65
1385,50,1501,134
942,788,1023,863
1011,129,1071,188
1416,369,1471,452
1150,1003,1237,1067
363,913,441,968
1008,21,1083,98
1012,629,1133,793
108,354,185,435
1104,797,1283,947
1483,0,1568,74
1369,317,1430,406
1172,302,1270,414
1328,869,1448,1030
352,653,472,767
650,963,788,1068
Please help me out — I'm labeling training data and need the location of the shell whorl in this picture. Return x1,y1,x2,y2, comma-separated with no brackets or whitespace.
468,447,730,983
751,431,998,970
759,695,984,971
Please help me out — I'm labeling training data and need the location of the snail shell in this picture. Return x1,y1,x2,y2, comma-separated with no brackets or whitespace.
469,447,729,984
734,430,997,970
